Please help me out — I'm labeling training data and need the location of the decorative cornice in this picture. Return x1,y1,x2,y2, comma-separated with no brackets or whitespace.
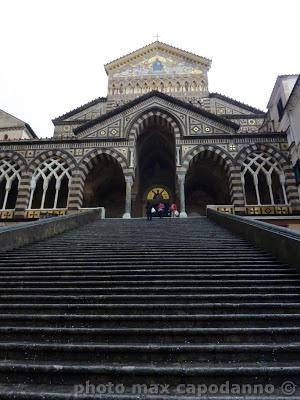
0,132,287,150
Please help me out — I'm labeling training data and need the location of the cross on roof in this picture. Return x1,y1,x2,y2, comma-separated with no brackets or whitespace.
154,33,160,41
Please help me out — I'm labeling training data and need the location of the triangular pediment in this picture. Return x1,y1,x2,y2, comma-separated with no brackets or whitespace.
105,41,211,78
74,91,238,139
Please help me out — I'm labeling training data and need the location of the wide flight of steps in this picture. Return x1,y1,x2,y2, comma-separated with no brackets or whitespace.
0,217,299,399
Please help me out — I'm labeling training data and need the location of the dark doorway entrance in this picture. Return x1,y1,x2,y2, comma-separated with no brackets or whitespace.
134,114,176,216
82,154,125,218
185,152,230,216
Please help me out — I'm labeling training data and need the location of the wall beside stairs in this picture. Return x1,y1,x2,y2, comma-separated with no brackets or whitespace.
0,208,102,252
207,209,300,269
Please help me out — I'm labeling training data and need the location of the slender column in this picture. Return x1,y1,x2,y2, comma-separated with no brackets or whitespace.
266,174,274,205
176,147,181,166
123,176,133,219
53,179,62,209
40,181,48,209
177,174,187,218
254,174,261,205
280,174,288,204
2,181,11,210
129,149,134,168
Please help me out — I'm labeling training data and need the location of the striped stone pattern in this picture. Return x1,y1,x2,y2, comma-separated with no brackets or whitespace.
68,149,129,211
182,145,243,209
228,166,245,213
238,144,300,211
11,150,76,217
0,151,28,218
129,110,181,141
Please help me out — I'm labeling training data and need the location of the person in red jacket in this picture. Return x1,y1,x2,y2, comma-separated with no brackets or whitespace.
170,202,178,218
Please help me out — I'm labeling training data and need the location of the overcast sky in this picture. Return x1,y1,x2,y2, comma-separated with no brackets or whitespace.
0,0,299,138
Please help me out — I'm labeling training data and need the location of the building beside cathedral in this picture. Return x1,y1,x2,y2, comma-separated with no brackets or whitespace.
0,41,299,219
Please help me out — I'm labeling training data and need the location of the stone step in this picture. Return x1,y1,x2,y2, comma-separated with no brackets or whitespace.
1,293,300,304
0,326,300,344
0,279,299,289
0,389,299,400
1,217,299,398
0,303,299,315
0,360,299,386
1,313,300,328
0,264,285,272
0,273,297,283
1,342,300,363
1,286,300,295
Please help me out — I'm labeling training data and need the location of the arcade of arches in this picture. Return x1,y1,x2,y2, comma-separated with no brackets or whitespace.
0,147,292,217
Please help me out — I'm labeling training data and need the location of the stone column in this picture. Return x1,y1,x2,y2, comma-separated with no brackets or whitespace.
123,175,133,219
176,146,181,166
14,170,31,219
177,174,187,218
67,168,86,213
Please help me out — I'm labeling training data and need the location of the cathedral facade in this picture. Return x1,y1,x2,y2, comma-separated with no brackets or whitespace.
1,41,299,219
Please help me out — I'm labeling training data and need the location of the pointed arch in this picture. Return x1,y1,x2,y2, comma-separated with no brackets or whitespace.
127,107,183,142
28,157,72,210
78,148,128,177
80,151,126,217
237,144,291,206
28,150,76,175
0,151,27,211
182,144,235,173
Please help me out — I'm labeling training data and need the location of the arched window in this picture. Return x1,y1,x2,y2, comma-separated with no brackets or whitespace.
0,159,21,210
28,157,71,209
241,152,288,205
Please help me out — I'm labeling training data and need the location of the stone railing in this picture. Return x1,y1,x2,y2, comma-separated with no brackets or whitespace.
79,207,105,219
207,208,300,269
0,208,102,252
206,205,235,214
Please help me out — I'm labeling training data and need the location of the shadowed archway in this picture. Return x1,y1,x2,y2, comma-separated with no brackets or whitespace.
82,154,125,218
133,112,177,216
185,150,231,215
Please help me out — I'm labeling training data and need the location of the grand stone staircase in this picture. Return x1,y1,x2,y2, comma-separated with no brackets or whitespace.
0,217,299,399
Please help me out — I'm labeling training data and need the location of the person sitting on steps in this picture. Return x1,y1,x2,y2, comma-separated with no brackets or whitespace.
170,202,178,218
157,202,165,219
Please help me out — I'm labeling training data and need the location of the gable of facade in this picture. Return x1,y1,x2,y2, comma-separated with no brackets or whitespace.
0,109,37,141
105,41,211,110
73,91,238,140
52,97,107,137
